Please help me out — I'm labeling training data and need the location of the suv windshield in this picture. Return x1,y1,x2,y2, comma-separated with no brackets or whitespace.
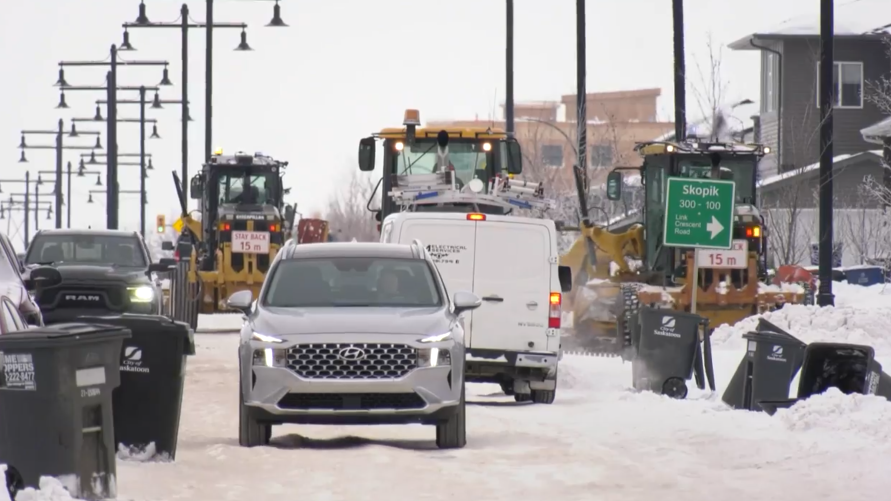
26,234,146,267
264,257,442,307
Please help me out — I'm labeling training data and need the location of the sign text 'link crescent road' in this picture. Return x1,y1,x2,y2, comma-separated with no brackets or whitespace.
663,177,735,249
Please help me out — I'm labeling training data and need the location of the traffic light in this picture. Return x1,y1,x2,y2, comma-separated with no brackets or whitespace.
156,214,165,233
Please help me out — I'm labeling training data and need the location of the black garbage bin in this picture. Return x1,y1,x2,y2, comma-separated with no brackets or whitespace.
632,307,706,399
0,323,131,500
78,314,195,461
796,342,891,400
721,319,807,412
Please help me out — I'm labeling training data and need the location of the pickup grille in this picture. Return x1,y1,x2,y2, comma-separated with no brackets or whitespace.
277,392,426,410
286,343,418,380
40,285,126,310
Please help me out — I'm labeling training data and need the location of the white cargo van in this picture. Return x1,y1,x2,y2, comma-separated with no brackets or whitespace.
381,211,572,404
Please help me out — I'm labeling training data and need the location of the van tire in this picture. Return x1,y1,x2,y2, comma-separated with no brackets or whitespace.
531,388,556,404
436,386,466,449
514,393,532,402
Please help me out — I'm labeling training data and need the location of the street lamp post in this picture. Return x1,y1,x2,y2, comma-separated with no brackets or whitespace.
0,172,40,246
123,0,288,199
817,0,835,307
17,120,102,228
57,48,171,229
82,160,151,235
0,199,54,246
575,0,587,191
672,0,687,141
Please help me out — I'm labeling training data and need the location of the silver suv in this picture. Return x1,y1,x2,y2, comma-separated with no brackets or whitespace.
228,240,482,449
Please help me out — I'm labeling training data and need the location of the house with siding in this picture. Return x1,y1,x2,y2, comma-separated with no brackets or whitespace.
728,3,891,207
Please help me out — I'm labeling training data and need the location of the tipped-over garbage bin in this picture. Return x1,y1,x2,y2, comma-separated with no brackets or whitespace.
78,314,195,461
722,319,806,412
0,323,131,500
632,307,707,399
797,342,891,400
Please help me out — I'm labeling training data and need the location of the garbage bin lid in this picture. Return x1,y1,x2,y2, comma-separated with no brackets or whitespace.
742,331,807,347
0,323,131,349
77,313,192,334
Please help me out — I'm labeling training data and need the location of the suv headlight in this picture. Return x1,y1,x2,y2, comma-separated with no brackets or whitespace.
251,332,284,344
253,348,287,367
128,286,155,303
419,332,452,343
418,347,451,367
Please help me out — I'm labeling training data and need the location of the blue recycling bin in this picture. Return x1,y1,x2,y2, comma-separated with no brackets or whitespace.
843,266,884,287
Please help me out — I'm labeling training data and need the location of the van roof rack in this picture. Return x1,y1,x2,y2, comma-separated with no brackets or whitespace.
388,172,555,213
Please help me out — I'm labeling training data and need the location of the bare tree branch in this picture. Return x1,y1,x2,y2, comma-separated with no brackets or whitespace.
324,171,379,242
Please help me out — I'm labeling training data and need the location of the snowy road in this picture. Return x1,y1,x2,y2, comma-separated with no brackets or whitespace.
111,330,891,501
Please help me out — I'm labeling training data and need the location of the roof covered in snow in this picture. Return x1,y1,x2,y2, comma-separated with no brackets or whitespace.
652,100,759,142
862,116,891,144
728,0,891,50
758,150,884,188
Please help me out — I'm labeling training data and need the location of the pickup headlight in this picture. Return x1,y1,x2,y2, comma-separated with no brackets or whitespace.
128,286,155,303
418,347,451,367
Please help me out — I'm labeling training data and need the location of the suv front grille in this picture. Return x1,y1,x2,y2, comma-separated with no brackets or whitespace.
286,343,418,379
277,392,426,410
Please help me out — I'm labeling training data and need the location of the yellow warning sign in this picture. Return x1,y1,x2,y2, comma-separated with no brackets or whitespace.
172,218,184,232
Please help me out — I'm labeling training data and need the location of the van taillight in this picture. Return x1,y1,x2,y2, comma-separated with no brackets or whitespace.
548,292,561,328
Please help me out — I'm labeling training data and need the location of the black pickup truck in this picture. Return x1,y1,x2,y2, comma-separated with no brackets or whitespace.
22,229,174,324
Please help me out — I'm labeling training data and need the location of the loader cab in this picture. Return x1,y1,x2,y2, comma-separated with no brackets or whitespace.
608,141,769,285
358,109,524,224
191,150,290,272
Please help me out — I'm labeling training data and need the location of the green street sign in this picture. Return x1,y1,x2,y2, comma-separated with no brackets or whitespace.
663,177,735,249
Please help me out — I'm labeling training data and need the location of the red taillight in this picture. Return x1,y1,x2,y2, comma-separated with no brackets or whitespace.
377,223,382,232
548,292,561,328
467,213,486,221
220,223,231,231
173,249,180,262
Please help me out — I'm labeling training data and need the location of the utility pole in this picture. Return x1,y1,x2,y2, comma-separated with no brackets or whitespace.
575,0,587,189
672,0,687,141
817,0,835,307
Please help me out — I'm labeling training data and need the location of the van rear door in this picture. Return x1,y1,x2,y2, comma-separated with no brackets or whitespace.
470,221,552,352
395,216,477,334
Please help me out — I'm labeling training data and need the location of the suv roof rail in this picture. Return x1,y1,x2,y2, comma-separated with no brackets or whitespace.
410,238,426,259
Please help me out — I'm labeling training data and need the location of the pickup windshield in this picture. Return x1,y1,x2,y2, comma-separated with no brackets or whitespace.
264,257,442,307
26,235,146,267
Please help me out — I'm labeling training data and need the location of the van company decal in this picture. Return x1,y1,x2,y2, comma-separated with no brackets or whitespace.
425,244,467,264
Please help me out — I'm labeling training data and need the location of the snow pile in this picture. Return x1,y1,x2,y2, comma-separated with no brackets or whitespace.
13,477,76,501
776,388,891,441
0,465,10,501
711,281,891,353
116,443,170,463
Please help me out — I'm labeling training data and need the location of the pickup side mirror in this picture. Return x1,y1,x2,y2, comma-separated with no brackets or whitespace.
359,137,376,172
226,290,253,314
161,241,174,251
558,265,573,293
24,266,63,291
505,139,523,175
606,170,622,201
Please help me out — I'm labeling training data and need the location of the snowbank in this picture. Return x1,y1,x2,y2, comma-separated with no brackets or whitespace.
1,465,10,501
776,388,891,441
116,443,170,463
711,281,891,353
13,477,76,501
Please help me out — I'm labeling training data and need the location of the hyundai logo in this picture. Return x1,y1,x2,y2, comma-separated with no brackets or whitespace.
338,347,366,361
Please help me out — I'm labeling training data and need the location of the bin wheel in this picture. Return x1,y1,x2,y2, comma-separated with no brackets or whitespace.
239,383,271,447
5,466,24,499
662,377,688,399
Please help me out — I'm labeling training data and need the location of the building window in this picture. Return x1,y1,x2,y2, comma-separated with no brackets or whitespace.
541,144,563,167
763,52,778,113
591,144,613,167
816,61,863,108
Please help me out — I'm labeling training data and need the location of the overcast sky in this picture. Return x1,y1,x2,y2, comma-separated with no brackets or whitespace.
1,0,881,237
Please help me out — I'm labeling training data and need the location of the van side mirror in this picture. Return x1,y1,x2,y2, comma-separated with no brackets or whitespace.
161,241,174,251
606,171,622,201
505,139,523,175
558,265,573,293
359,137,376,172
190,174,204,199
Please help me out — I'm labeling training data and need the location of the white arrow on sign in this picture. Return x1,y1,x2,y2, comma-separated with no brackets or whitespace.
706,215,724,239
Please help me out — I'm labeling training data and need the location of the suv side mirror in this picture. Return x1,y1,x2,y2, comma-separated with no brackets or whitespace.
452,291,482,316
190,174,204,199
359,137,376,172
558,265,573,293
226,290,253,313
506,139,523,175
606,171,622,201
